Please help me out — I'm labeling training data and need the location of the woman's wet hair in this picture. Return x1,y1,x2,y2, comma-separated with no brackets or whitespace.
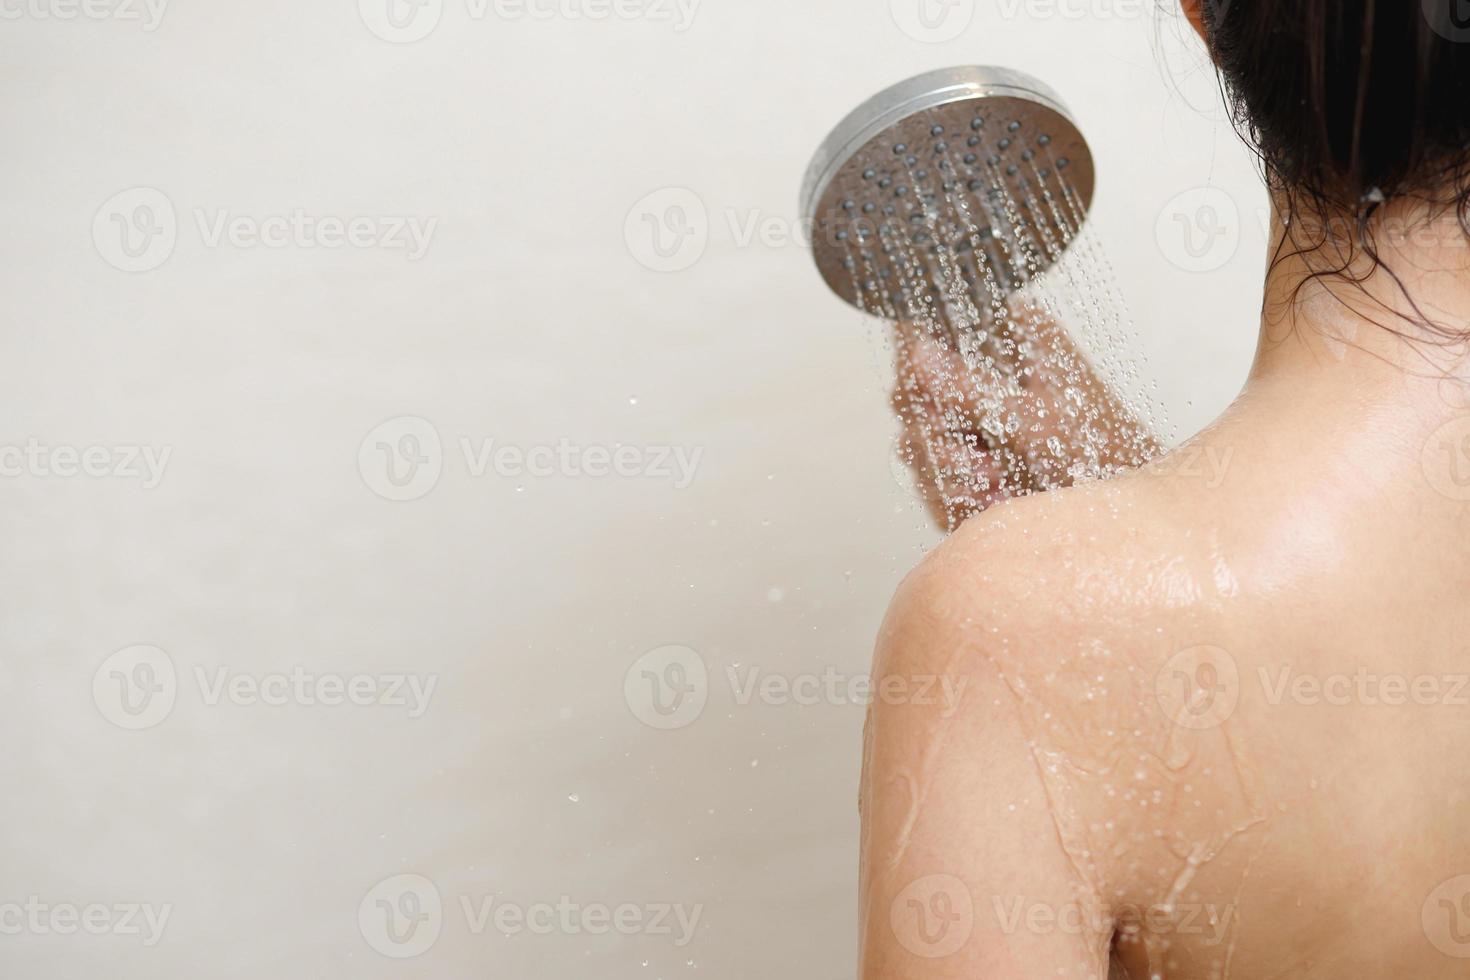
1196,0,1470,344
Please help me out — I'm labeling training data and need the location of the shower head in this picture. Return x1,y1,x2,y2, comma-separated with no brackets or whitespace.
800,66,1096,328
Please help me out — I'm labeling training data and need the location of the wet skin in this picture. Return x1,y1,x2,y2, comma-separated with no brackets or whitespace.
860,203,1470,978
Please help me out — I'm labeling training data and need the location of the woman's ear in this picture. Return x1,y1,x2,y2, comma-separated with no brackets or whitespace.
1181,0,1208,43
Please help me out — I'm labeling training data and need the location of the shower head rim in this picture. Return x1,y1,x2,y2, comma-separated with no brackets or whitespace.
798,65,1079,227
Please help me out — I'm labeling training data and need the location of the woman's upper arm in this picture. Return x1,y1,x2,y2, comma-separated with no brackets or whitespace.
858,563,1114,980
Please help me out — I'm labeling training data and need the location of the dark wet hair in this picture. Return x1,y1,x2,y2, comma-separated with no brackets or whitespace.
1198,0,1470,342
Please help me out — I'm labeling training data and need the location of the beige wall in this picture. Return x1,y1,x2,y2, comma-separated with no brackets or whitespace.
0,1,1263,976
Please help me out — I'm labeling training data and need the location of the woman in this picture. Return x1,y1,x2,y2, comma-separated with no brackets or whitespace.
863,1,1470,976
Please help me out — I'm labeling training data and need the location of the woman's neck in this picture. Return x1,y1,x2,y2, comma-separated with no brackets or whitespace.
1247,194,1470,420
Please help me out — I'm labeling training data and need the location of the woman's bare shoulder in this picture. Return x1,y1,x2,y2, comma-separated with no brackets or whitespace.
887,472,1218,653
864,475,1258,976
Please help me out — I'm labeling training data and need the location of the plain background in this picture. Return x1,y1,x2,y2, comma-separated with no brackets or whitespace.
0,0,1266,976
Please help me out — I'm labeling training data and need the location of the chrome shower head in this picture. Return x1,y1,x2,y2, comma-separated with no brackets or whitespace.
800,66,1096,329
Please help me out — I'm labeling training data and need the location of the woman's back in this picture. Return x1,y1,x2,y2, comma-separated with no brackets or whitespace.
863,261,1470,976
